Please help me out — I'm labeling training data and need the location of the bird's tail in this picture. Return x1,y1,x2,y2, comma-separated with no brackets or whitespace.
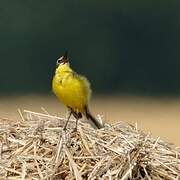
85,106,104,129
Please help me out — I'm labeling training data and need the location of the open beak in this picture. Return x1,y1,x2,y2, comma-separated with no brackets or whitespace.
61,51,68,63
57,51,69,66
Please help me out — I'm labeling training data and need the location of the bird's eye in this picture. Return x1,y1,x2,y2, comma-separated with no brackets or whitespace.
56,56,64,65
57,59,61,64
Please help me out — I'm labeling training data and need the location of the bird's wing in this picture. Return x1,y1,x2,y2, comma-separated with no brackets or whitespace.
71,71,92,100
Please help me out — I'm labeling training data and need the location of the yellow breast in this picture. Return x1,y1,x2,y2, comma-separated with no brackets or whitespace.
52,64,91,113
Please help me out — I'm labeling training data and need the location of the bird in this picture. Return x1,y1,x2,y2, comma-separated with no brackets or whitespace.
52,51,104,130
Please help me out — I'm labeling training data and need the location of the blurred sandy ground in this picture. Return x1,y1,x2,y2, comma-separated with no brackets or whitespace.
0,95,179,146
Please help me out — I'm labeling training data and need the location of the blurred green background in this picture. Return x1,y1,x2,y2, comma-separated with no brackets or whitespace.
1,0,180,95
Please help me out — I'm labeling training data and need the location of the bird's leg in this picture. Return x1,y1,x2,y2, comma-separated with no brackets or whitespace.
63,110,72,130
72,112,82,131
74,118,78,131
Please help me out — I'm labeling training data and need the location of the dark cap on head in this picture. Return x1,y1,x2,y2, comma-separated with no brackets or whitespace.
56,51,69,65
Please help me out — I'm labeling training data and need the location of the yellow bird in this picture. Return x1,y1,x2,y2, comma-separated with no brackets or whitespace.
52,52,103,130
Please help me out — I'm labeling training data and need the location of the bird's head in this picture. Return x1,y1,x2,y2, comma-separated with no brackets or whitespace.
56,51,69,67
55,51,71,74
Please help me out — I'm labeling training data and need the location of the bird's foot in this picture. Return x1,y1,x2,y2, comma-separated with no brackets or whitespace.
71,127,78,133
63,125,67,131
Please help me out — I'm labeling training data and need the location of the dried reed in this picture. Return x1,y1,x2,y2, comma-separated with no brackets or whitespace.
0,109,179,179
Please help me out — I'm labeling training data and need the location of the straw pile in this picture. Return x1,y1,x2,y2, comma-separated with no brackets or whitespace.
0,109,180,180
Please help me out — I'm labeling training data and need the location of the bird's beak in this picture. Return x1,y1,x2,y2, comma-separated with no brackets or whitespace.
56,51,69,66
61,51,69,64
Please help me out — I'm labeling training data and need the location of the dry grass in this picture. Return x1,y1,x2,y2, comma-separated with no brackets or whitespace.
0,109,179,179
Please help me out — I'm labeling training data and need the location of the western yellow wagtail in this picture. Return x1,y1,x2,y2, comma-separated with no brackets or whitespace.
52,52,104,130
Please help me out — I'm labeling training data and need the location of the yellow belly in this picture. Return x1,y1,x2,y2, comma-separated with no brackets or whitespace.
52,72,91,113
